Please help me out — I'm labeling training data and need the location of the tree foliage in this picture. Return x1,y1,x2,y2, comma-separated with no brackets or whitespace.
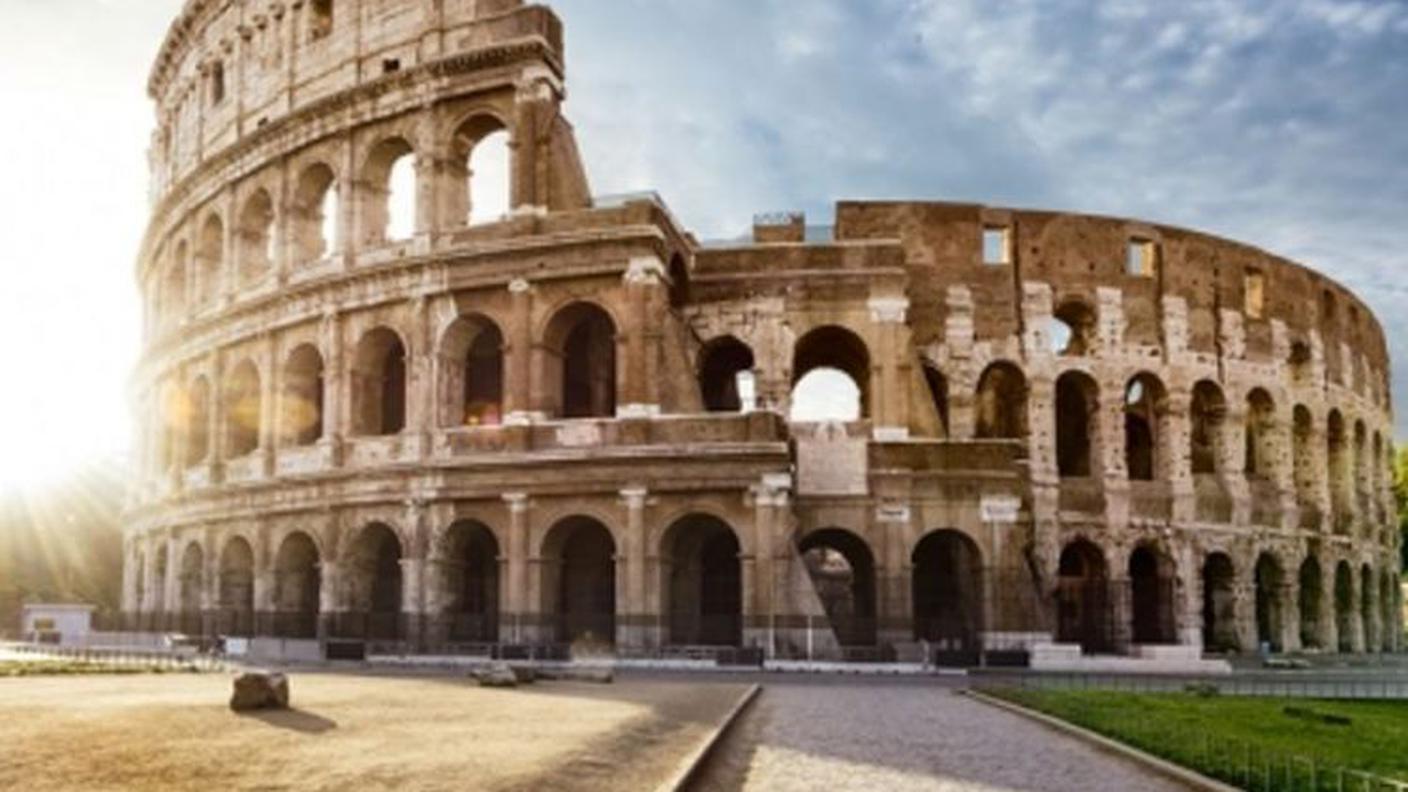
1396,446,1408,576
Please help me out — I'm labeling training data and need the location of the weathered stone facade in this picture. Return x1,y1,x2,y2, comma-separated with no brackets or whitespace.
124,0,1402,660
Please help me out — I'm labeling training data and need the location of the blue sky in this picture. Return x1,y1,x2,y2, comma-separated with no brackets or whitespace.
0,0,1405,488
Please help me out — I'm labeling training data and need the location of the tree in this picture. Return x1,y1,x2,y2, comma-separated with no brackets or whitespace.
1396,446,1408,577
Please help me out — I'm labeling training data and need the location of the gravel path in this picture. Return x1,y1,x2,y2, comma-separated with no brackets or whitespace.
694,680,1191,792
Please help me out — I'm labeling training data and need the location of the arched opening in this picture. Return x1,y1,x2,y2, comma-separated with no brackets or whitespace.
1191,380,1227,475
1334,560,1354,652
662,515,742,647
361,137,416,246
1327,411,1350,531
196,213,224,306
1055,371,1099,477
1129,545,1176,644
309,0,333,39
184,377,210,467
237,189,275,285
440,316,504,427
923,365,950,438
698,336,755,413
1245,389,1277,478
344,523,404,641
352,328,407,436
1254,553,1284,652
292,163,338,264
799,529,876,646
975,362,1027,440
282,345,325,447
912,531,983,657
442,521,500,643
273,532,320,639
218,537,255,637
1288,341,1314,387
1123,374,1166,481
447,115,511,227
1293,406,1315,511
1201,553,1237,653
223,361,261,459
1361,564,1376,651
543,303,616,419
1052,299,1096,355
178,543,204,634
1299,557,1324,649
542,517,616,645
791,326,870,422
1057,540,1111,653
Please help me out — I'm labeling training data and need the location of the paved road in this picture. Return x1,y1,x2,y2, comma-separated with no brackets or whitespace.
692,679,1191,792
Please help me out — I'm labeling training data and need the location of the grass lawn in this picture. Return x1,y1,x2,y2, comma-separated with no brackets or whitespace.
987,688,1408,785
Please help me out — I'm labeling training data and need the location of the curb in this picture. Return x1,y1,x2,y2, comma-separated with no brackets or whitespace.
655,683,762,792
962,689,1240,792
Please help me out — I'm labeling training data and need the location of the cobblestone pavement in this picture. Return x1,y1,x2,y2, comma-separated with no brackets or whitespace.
694,679,1191,792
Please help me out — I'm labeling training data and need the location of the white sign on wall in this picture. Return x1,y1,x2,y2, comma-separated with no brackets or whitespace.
980,496,1022,524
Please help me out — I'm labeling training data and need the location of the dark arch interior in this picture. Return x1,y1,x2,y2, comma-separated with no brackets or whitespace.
1055,373,1097,477
549,305,616,419
340,523,403,641
1129,546,1175,644
1298,558,1323,649
699,337,755,413
219,539,255,636
354,329,407,436
548,517,616,644
911,531,983,653
1254,554,1283,651
1056,540,1110,653
975,363,1026,440
664,516,742,647
284,345,325,446
799,529,876,646
1124,375,1164,482
446,522,500,642
1201,553,1237,652
274,532,321,638
1190,381,1226,475
1334,562,1354,652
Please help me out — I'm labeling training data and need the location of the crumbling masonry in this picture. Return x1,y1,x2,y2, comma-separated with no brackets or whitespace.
124,0,1402,662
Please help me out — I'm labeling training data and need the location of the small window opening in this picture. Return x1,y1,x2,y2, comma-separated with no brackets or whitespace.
210,61,226,106
1126,239,1157,278
309,0,334,41
982,226,1011,266
1245,270,1265,319
383,58,401,74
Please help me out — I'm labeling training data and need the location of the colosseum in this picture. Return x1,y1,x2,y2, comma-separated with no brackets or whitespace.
124,0,1402,667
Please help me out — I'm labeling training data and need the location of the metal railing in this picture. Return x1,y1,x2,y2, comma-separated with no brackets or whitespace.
973,670,1408,700
0,641,229,673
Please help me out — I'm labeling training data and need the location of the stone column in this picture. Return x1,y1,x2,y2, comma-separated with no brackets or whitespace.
207,352,226,483
1278,577,1302,654
876,503,912,647
321,311,344,465
618,257,665,418
869,295,911,440
749,474,792,654
1319,558,1339,652
317,561,339,640
502,493,531,644
503,278,537,424
619,487,650,651
1233,581,1258,654
1223,404,1252,527
409,295,432,459
1347,571,1366,653
259,333,277,476
1166,392,1195,523
1364,576,1381,654
336,134,357,268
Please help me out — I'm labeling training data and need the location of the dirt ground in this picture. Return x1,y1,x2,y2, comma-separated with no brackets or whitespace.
0,670,748,791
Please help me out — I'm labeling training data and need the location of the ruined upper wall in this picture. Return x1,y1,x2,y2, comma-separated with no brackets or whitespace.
145,0,557,203
831,201,1392,402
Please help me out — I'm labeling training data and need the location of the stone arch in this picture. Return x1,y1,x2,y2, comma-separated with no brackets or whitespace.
1334,560,1355,652
196,212,224,306
1052,298,1096,355
799,528,877,646
1327,410,1350,531
184,376,211,467
791,325,871,421
218,536,255,636
440,520,500,643
540,516,617,644
975,361,1026,440
342,522,404,641
236,188,276,285
1254,551,1285,652
1057,539,1111,653
1299,556,1324,649
1191,380,1227,475
447,112,512,227
1201,552,1237,652
352,327,408,436
223,359,261,459
1129,544,1176,644
1055,371,1099,477
541,302,617,419
698,336,755,413
1123,372,1168,482
177,540,205,628
360,136,417,245
911,530,983,653
661,514,743,647
1244,388,1277,478
282,344,325,446
291,162,338,264
922,364,950,438
272,531,321,638
440,314,505,427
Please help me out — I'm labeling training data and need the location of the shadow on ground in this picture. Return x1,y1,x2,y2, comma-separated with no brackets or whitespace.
239,707,338,734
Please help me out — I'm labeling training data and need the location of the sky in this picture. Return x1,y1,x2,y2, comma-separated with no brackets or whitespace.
0,0,1406,489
